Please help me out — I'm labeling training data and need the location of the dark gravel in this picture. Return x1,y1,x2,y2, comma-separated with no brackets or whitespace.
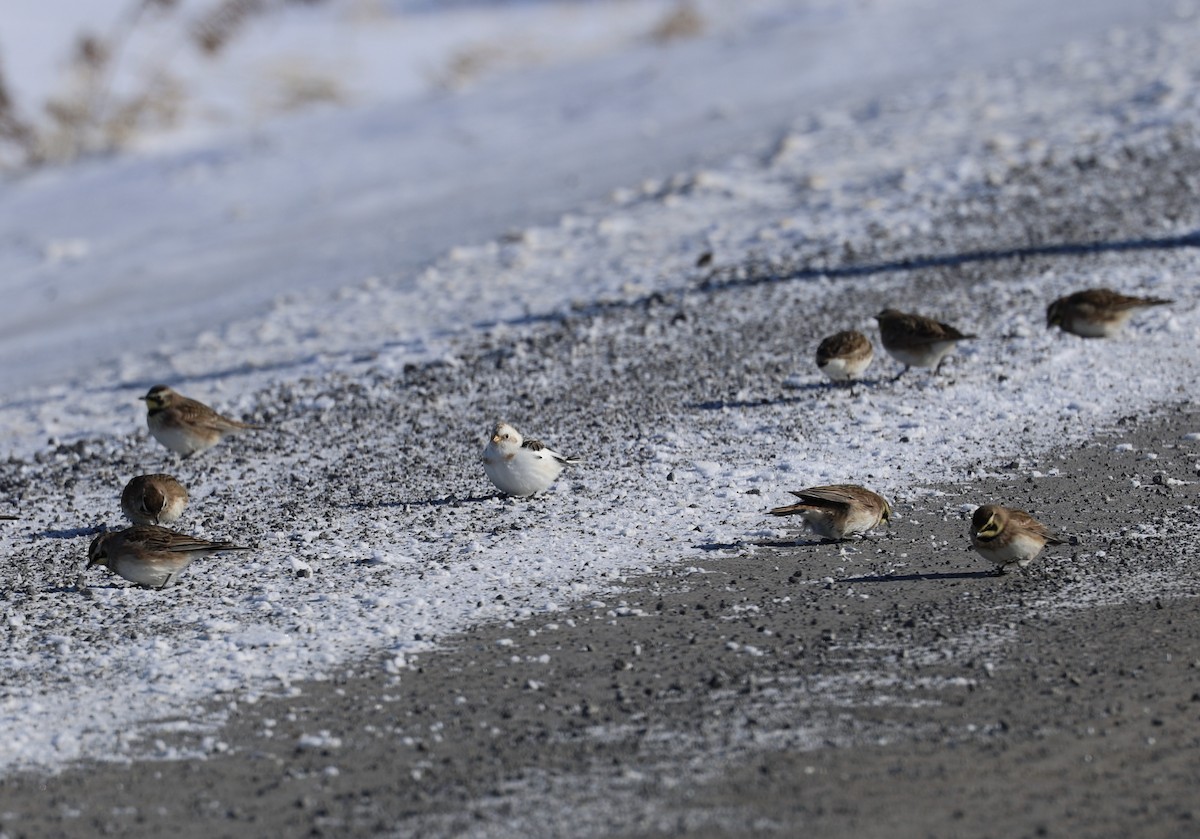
1,405,1197,839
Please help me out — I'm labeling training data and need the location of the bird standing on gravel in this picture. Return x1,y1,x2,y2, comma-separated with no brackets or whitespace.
482,422,578,497
768,484,892,541
86,525,250,589
1046,288,1173,338
969,504,1065,573
815,330,874,385
141,384,262,457
121,474,189,526
875,308,975,379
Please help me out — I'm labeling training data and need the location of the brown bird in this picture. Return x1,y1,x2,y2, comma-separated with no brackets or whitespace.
768,484,892,541
141,385,262,457
86,525,250,589
121,474,189,526
875,309,976,379
815,330,874,385
969,504,1066,573
1046,288,1173,338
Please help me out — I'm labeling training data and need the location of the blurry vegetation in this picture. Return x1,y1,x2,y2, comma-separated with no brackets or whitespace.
0,0,327,169
430,43,513,92
649,1,705,43
430,0,707,92
0,0,708,168
265,59,347,110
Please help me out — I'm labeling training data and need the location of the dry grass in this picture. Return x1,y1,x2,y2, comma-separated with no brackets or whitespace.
431,43,511,92
267,60,347,111
192,0,268,56
649,1,706,44
31,28,185,164
0,62,38,165
427,1,708,94
193,0,329,55
0,0,330,170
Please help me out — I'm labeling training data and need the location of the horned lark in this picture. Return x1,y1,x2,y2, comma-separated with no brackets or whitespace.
969,504,1065,573
768,484,892,541
875,308,975,379
86,525,250,589
482,422,579,497
121,474,189,526
815,330,874,384
141,385,262,457
1046,288,1173,338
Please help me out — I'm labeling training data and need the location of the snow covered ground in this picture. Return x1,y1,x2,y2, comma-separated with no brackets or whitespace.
0,0,1198,775
0,0,1180,399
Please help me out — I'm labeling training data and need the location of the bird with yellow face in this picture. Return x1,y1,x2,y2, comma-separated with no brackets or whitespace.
970,504,1065,573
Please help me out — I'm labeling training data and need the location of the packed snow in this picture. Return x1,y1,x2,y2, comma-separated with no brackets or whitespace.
0,0,1198,775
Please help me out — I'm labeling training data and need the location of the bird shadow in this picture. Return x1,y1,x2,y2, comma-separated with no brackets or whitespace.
695,542,747,552
696,231,1200,294
43,583,86,594
113,357,323,395
689,379,889,410
751,537,850,549
43,524,105,540
74,581,152,592
350,494,499,510
698,536,876,551
783,379,886,394
840,570,996,583
688,395,810,411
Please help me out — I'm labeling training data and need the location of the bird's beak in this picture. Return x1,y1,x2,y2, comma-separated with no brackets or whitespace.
492,434,501,443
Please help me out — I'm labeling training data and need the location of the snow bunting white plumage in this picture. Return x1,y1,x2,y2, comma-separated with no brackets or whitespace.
481,422,578,497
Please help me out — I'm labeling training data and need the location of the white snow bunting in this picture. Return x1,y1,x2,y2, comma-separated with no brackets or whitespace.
481,422,578,497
